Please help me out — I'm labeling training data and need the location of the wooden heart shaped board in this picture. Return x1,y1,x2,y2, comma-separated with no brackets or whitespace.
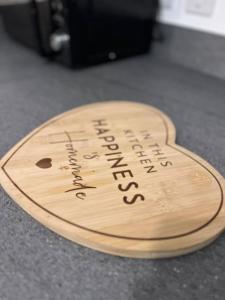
0,101,224,258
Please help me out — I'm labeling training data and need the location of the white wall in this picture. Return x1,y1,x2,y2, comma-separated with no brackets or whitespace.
159,0,225,36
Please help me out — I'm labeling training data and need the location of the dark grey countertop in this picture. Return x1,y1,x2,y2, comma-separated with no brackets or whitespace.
0,19,225,300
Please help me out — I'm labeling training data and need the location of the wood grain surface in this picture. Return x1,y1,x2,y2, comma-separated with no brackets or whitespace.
0,101,224,258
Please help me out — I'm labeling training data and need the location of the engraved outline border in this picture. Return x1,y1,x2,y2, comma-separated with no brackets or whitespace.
1,107,224,241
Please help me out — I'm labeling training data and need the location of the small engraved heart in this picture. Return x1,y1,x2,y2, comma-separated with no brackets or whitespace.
36,158,52,169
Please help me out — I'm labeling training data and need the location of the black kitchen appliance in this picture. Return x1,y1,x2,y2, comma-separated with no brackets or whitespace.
1,0,159,67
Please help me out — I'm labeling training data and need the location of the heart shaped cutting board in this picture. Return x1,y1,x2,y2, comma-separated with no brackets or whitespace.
0,101,224,258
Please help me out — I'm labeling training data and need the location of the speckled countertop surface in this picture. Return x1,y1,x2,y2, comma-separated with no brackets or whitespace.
0,18,225,300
